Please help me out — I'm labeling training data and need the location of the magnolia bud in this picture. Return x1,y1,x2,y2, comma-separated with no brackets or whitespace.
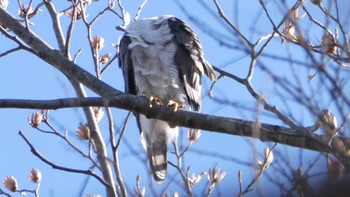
3,176,18,192
321,33,337,54
99,53,111,64
91,36,105,51
76,123,90,140
18,4,34,19
28,111,44,128
317,109,338,137
29,168,42,184
0,0,8,9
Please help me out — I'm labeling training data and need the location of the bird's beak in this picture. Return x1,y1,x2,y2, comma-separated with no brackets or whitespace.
116,25,126,32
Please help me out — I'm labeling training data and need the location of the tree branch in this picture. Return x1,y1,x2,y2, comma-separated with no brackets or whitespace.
0,7,118,97
18,130,110,187
2,97,349,155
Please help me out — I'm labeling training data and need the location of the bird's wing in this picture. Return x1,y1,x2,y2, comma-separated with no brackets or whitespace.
168,17,216,112
118,34,143,131
119,35,137,96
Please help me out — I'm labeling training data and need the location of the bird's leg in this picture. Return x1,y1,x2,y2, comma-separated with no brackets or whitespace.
167,100,184,112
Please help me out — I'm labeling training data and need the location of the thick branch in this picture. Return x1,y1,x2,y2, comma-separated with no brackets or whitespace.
2,97,349,155
0,7,118,97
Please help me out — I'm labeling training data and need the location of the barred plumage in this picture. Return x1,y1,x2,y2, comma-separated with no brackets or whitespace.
119,15,216,182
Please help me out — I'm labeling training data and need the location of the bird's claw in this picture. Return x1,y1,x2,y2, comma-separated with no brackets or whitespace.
149,96,162,107
167,100,184,112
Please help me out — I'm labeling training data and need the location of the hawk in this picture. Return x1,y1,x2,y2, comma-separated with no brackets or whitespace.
119,15,216,182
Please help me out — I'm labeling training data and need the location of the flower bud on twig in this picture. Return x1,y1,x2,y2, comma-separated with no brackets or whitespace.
3,176,18,192
91,36,104,51
28,111,43,128
0,0,8,9
76,123,90,140
321,33,337,54
317,109,338,137
99,53,111,64
28,168,42,184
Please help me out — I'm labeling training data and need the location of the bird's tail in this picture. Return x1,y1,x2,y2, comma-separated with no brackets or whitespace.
147,134,167,183
139,115,177,183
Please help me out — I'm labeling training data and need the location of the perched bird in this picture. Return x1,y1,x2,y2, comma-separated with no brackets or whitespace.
119,15,216,183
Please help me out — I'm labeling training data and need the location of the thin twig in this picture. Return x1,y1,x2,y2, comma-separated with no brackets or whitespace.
73,48,83,63
106,107,127,197
241,143,278,195
213,0,252,47
0,26,34,53
65,4,77,58
19,130,109,187
116,112,131,151
37,116,101,170
0,47,21,58
171,141,194,197
101,36,121,74
80,4,101,79
238,170,243,197
134,0,148,21
44,0,66,52
0,189,11,197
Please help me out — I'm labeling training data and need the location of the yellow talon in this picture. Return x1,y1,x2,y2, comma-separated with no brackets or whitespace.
149,96,162,107
167,100,179,112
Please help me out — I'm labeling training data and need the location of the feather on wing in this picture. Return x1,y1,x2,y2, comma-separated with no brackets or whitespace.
168,17,216,111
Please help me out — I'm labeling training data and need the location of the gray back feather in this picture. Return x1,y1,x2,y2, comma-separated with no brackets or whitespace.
167,17,216,111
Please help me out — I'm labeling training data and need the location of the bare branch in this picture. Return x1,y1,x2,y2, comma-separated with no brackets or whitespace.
115,112,131,151
33,113,101,170
0,26,34,53
237,170,243,197
0,189,11,197
134,0,148,21
65,4,77,58
43,0,66,52
212,0,252,47
170,141,193,197
0,46,21,57
18,130,110,187
241,144,278,195
1,97,347,156
106,107,127,197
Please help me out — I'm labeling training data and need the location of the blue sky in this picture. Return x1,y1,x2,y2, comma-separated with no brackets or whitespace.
1,0,349,196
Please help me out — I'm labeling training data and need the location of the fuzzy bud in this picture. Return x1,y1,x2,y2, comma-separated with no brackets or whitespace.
317,109,338,137
187,129,201,142
0,0,8,9
66,6,84,20
321,33,337,54
99,53,111,64
91,36,104,51
18,4,34,19
28,168,42,184
3,176,18,192
28,111,44,128
76,123,90,140
207,166,226,184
